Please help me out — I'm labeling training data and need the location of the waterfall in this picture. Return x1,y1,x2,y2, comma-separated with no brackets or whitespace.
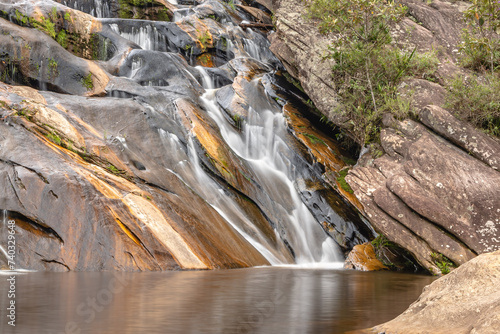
115,7,345,266
200,89,343,266
62,0,111,18
109,24,166,51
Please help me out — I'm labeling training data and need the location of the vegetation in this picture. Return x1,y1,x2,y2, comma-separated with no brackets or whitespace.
460,0,500,73
106,164,121,175
306,0,438,144
336,168,354,194
46,132,62,145
198,30,212,50
48,58,58,80
445,74,500,136
303,133,326,145
431,252,455,275
371,234,393,249
117,0,170,20
447,0,500,138
81,72,94,91
56,30,68,49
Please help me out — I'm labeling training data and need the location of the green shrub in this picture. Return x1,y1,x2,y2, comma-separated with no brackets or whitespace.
198,31,211,50
46,132,62,145
81,72,93,91
460,0,500,73
303,133,326,145
431,252,455,275
306,0,438,144
56,30,67,48
48,58,58,79
444,73,500,137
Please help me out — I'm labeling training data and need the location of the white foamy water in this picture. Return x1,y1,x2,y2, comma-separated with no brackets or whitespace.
109,24,166,51
198,85,343,266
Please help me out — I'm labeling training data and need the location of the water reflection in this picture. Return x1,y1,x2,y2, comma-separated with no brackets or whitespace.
0,268,434,334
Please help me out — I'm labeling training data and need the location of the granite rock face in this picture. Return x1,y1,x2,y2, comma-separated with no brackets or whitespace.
269,0,346,129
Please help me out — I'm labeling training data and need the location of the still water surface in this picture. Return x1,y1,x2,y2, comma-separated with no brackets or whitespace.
0,267,435,334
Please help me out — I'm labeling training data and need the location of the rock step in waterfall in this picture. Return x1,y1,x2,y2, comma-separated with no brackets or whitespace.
0,0,373,271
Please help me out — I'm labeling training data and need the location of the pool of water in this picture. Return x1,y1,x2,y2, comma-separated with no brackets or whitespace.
0,267,435,334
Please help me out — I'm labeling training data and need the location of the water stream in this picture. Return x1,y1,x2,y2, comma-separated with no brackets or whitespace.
200,88,342,265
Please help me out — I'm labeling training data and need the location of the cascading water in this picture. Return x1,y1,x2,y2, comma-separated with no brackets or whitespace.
101,1,345,267
109,23,166,51
0,0,361,269
62,0,111,18
200,88,342,266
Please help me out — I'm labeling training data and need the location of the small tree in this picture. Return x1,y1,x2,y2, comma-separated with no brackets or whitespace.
461,0,500,73
307,0,410,143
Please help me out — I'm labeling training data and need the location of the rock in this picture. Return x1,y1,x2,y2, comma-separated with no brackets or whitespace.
356,250,500,334
344,243,388,271
347,107,500,273
0,18,110,96
419,105,500,170
401,0,468,57
269,0,346,129
236,5,272,25
253,0,273,12
398,78,446,111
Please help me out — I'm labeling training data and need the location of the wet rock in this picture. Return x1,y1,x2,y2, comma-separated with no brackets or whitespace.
0,82,272,270
0,18,109,96
357,250,500,334
344,243,388,271
236,5,272,25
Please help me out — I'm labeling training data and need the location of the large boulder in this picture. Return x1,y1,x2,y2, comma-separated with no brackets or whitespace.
354,250,500,334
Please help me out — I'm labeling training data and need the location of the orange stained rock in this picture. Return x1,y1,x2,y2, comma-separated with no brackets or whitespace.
64,110,103,139
85,62,111,97
176,99,238,185
283,103,365,212
176,17,213,50
9,86,47,104
74,167,123,199
122,193,208,269
283,103,344,171
346,243,388,271
108,207,143,248
196,53,215,68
